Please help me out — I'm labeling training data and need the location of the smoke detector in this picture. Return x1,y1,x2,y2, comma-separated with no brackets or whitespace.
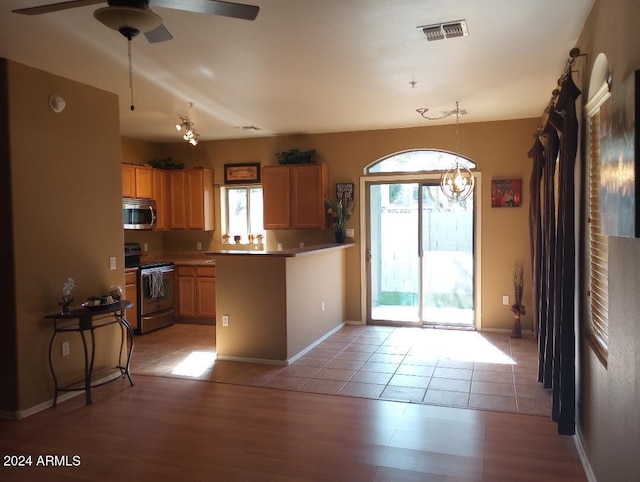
419,20,468,41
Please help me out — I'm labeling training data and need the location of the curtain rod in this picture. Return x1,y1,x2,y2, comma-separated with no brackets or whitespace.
543,48,583,114
534,48,586,136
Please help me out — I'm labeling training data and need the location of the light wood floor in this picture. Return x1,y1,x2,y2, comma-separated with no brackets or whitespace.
0,325,586,481
1,375,585,481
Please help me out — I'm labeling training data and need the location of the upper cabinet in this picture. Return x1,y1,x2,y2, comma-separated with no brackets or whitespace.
152,169,168,231
122,165,214,232
169,168,215,231
263,163,328,230
122,165,152,199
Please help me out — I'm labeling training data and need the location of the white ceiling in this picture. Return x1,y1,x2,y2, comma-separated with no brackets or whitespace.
0,0,595,142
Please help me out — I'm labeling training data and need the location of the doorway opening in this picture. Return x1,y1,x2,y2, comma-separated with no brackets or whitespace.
362,150,480,329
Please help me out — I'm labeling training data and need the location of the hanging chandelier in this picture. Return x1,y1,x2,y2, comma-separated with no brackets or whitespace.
417,101,474,202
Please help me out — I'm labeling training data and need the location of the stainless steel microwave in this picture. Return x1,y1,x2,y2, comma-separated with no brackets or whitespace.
123,198,156,230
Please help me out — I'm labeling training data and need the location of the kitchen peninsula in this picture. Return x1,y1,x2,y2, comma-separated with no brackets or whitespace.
210,242,354,364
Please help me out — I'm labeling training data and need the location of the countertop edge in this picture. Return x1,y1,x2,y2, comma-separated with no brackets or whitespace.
206,242,355,257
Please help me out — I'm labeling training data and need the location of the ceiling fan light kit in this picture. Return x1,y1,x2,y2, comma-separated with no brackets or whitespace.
93,6,162,36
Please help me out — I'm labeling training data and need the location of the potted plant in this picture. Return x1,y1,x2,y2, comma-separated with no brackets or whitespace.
510,261,526,338
275,148,317,165
324,197,355,243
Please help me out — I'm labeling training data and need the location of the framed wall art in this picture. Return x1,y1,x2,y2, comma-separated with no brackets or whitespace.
491,178,522,208
336,182,354,201
600,69,639,237
224,162,261,184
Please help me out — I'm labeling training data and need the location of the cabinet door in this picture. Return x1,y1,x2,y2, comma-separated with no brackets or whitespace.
187,170,205,230
177,275,196,317
291,163,328,229
196,277,216,318
262,166,291,229
169,171,187,229
124,270,138,331
152,169,168,231
135,167,153,199
122,165,135,197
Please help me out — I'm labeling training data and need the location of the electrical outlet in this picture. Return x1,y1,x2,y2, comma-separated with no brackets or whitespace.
143,243,149,252
321,301,325,312
346,228,354,238
222,314,229,327
196,242,202,250
502,295,510,305
109,256,116,270
62,341,70,357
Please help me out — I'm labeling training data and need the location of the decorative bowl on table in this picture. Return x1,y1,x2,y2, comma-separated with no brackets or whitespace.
81,296,118,310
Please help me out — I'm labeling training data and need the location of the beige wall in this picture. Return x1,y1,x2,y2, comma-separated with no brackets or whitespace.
574,0,640,479
156,118,537,330
1,59,125,414
215,248,347,363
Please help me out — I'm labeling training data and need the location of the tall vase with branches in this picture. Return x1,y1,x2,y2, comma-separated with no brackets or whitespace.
510,261,526,338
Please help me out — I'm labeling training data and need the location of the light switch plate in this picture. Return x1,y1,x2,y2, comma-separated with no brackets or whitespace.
346,228,355,238
109,256,116,270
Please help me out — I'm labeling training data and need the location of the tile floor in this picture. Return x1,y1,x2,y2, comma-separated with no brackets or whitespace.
131,323,552,417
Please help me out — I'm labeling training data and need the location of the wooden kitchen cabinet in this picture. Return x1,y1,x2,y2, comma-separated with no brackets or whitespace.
176,265,216,322
169,169,215,231
262,163,328,230
152,169,168,230
124,269,139,331
122,165,153,199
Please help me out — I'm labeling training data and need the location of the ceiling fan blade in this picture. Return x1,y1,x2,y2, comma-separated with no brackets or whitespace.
12,0,105,15
150,0,259,21
144,23,174,43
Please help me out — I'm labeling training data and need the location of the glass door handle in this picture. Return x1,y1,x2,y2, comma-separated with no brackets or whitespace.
366,248,372,262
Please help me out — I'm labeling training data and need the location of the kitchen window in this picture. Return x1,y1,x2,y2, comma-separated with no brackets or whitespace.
222,185,264,242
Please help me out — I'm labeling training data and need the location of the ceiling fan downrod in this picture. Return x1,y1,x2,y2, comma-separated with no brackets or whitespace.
120,27,140,111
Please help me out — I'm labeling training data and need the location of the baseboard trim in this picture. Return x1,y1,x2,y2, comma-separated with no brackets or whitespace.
1,372,124,421
216,322,346,366
574,429,597,482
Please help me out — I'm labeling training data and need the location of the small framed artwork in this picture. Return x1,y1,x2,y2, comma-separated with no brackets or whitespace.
336,182,354,201
224,162,261,184
491,179,522,207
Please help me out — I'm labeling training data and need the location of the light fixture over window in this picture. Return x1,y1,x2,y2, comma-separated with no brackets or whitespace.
416,101,474,202
439,101,474,202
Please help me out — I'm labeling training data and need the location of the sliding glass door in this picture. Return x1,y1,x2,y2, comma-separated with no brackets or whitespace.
367,180,475,327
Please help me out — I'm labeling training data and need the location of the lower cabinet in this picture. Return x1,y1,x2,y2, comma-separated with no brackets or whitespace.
176,265,216,323
124,269,139,331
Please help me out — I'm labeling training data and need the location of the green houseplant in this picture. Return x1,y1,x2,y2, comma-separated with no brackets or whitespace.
275,148,317,165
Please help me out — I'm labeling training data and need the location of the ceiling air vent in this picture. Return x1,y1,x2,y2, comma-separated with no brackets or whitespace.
419,20,468,41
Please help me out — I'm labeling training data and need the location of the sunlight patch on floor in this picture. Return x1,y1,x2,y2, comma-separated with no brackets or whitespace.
171,351,217,377
406,330,516,365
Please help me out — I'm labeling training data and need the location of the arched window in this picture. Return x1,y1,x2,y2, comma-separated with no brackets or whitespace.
365,149,476,174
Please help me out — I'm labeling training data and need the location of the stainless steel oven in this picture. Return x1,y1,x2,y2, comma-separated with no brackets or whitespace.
125,243,175,335
139,263,175,334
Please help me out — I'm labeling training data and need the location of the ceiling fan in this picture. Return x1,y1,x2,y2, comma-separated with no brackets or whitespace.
12,0,259,42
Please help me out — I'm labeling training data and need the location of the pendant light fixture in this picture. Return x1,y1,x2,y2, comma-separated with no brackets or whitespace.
439,102,474,202
416,101,474,202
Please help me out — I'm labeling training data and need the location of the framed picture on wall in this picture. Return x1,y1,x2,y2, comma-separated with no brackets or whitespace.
491,179,522,207
224,162,261,184
600,69,639,237
336,182,354,201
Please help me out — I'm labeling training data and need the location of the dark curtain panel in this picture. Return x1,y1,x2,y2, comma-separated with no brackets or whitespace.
547,72,581,435
532,72,581,436
527,137,545,339
538,125,559,389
